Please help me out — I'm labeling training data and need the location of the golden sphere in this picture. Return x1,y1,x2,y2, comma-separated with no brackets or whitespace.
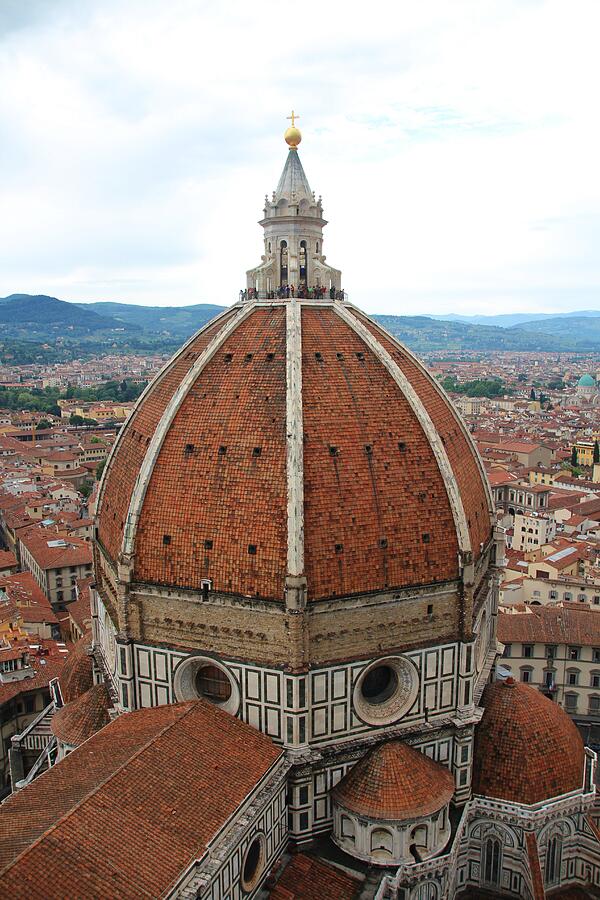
284,125,302,148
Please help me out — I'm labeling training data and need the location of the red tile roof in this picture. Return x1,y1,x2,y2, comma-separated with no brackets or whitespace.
473,680,584,804
0,640,67,706
97,304,492,602
0,700,283,898
97,312,236,563
497,604,600,646
58,632,93,703
0,549,17,570
0,571,55,620
51,683,112,746
332,740,455,820
19,526,92,571
270,853,362,900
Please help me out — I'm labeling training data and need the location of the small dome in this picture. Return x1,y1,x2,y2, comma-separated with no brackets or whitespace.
332,740,455,820
52,683,112,747
578,374,596,387
59,633,93,703
473,679,584,804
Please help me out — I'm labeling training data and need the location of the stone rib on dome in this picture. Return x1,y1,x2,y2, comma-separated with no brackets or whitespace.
96,299,493,603
473,679,585,804
332,740,455,820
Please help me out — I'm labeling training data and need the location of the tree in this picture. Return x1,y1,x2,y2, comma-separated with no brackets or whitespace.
70,414,84,426
530,388,536,400
594,440,600,465
79,481,93,499
96,459,107,480
517,373,527,382
36,419,51,430
571,446,578,467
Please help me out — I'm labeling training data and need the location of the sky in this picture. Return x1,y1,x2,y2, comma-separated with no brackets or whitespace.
0,0,599,316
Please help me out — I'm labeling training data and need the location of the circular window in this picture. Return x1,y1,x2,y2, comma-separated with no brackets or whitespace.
361,665,398,704
195,664,232,703
173,656,240,716
241,833,266,893
353,656,419,726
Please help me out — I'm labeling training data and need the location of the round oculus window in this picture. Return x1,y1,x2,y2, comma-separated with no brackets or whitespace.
353,656,419,726
173,656,240,716
241,833,266,893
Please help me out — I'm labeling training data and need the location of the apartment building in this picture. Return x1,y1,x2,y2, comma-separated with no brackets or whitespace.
498,605,600,732
18,526,93,608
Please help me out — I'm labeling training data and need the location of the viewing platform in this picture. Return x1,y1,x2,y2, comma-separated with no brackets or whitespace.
240,287,348,302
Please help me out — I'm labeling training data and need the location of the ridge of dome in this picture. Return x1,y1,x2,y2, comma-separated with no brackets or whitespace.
97,301,493,605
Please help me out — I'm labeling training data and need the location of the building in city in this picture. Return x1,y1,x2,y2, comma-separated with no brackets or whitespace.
1,126,600,899
498,604,600,741
18,524,93,608
576,374,599,407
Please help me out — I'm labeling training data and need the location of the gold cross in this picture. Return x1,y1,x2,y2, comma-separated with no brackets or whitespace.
287,110,300,128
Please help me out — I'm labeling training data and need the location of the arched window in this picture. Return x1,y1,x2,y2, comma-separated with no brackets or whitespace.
411,824,428,850
316,240,319,253
483,837,501,886
299,240,307,284
545,835,561,885
370,827,393,859
280,241,288,286
340,815,355,843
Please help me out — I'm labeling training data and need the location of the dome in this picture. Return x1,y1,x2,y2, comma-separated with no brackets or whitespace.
96,302,493,603
473,678,584,804
59,632,93,703
52,683,112,748
578,374,595,386
332,740,455,820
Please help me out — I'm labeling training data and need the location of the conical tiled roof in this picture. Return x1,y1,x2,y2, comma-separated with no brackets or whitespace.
332,740,455,820
275,149,313,202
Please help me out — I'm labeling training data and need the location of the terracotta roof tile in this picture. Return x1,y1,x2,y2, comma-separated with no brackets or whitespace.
497,605,600,647
97,304,493,601
58,632,93,703
0,700,283,898
473,680,584,804
332,740,454,820
51,683,112,746
97,311,236,563
270,853,362,900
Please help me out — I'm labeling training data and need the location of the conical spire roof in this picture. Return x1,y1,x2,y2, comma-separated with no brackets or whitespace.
332,740,455,820
275,149,313,202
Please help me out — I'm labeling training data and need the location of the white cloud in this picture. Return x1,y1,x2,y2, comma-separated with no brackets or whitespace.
0,0,599,314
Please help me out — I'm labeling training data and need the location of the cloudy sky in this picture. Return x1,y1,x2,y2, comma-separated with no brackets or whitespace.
0,0,599,316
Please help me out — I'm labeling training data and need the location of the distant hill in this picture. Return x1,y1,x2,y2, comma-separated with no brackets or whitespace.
2,294,600,354
432,310,600,328
372,315,574,353
77,301,227,338
0,294,135,339
510,315,600,347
